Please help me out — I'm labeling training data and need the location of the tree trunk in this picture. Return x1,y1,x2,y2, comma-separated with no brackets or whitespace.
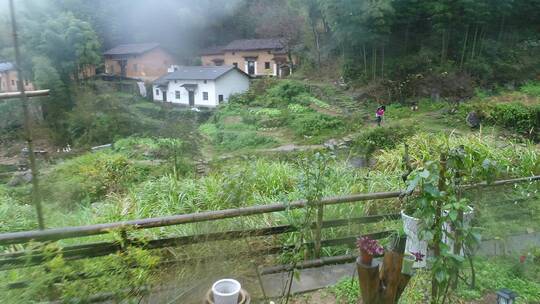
381,45,385,80
498,16,505,42
470,24,479,61
477,27,486,59
404,21,410,54
311,21,321,69
372,45,376,81
363,44,367,77
440,28,447,63
460,25,469,70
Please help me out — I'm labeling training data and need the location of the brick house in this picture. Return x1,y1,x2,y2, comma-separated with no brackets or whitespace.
0,62,34,93
200,38,295,77
103,43,176,82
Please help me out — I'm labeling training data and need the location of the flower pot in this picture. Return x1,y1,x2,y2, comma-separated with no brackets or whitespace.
360,250,373,266
389,235,407,254
401,211,427,268
212,279,241,304
443,206,475,256
401,253,415,276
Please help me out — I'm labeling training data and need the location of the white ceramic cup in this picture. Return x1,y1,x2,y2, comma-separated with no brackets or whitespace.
212,279,241,304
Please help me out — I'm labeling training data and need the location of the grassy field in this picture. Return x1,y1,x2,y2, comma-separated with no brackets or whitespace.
0,80,539,303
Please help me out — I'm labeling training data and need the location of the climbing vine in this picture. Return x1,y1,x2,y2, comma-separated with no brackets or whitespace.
405,143,499,304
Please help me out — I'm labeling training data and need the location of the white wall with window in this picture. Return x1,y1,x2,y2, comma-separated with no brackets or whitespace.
152,69,250,107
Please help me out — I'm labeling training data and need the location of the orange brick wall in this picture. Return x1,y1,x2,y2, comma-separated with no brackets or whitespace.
202,50,295,76
0,70,34,92
105,48,175,82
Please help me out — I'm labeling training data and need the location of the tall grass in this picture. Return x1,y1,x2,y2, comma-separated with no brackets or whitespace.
376,132,540,178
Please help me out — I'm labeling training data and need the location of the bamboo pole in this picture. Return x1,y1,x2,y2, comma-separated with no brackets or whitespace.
0,218,398,269
0,174,538,245
0,192,402,245
9,0,45,230
313,202,324,258
0,89,50,100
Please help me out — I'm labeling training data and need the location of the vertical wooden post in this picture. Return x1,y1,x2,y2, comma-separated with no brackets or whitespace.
9,0,45,230
356,250,412,304
313,202,324,258
431,153,447,303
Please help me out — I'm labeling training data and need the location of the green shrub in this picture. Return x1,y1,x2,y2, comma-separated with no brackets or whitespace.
353,124,416,157
287,103,310,113
289,112,344,137
488,103,539,136
218,131,277,151
43,152,151,205
199,123,218,139
0,186,36,232
253,108,286,128
68,92,148,147
520,81,540,97
331,278,359,304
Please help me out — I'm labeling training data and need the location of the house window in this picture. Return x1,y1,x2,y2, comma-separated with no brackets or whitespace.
232,52,235,55
233,62,238,68
218,95,224,103
133,64,138,72
203,92,208,100
203,80,207,84
175,91,180,99
25,79,29,86
265,62,270,69
155,89,160,95
268,50,271,54
11,80,15,86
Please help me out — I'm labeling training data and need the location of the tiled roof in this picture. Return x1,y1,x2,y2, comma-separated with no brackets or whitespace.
154,65,248,84
0,62,15,72
222,38,285,52
200,46,226,56
103,43,160,55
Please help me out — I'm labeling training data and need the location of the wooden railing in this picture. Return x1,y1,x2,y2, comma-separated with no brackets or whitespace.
0,175,538,290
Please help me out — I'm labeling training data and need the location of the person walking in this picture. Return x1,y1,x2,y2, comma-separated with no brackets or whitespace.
376,105,386,127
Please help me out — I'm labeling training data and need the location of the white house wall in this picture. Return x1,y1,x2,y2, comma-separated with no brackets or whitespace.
215,70,250,103
152,70,250,107
153,79,217,107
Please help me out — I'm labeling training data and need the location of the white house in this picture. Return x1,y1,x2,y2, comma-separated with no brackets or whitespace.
152,65,250,107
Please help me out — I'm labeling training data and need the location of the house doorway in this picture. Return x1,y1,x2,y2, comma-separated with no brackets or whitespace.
162,91,167,102
188,91,195,107
119,60,127,77
247,61,255,75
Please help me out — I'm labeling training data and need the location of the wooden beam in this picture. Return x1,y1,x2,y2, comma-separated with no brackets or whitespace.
0,175,537,246
0,192,402,245
0,89,50,100
0,216,398,269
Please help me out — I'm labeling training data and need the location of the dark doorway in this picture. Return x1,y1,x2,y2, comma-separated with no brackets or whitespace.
247,61,255,75
189,91,195,107
218,95,224,103
119,60,127,77
162,91,167,102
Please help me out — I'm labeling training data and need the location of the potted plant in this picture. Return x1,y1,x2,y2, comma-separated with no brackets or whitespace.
400,197,428,268
388,227,408,254
442,205,475,256
356,236,384,266
402,251,425,276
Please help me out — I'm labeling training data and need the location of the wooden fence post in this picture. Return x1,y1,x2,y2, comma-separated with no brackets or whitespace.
9,0,45,230
431,152,447,303
313,202,324,258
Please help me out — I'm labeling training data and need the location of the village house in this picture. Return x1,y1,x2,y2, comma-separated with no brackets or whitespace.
200,38,294,77
0,62,34,93
103,43,176,82
153,65,250,108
